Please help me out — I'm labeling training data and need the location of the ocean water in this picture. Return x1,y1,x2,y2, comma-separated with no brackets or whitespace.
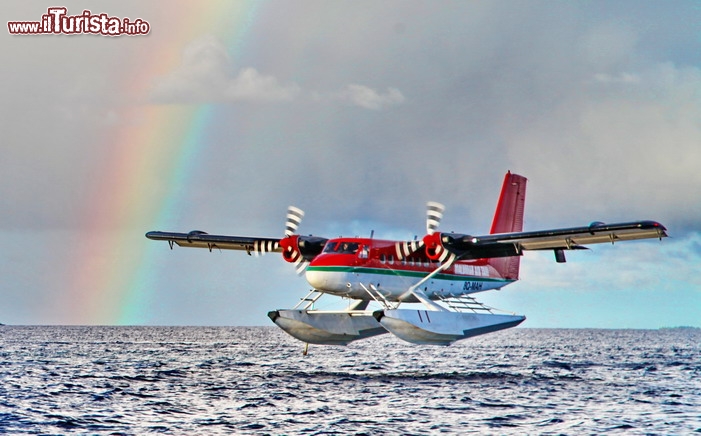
0,326,699,435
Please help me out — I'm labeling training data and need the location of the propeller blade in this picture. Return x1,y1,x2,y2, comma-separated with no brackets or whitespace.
284,245,309,275
285,206,305,237
426,202,445,235
430,242,453,263
279,207,324,274
395,240,421,260
294,259,310,275
396,202,445,260
443,251,457,267
252,239,279,257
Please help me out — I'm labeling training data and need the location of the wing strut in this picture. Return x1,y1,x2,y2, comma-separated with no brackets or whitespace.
398,252,457,310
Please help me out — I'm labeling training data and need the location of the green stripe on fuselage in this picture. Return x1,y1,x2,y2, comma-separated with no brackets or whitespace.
305,265,513,284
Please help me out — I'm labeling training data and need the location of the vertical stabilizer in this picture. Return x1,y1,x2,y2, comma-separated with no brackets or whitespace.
488,172,527,280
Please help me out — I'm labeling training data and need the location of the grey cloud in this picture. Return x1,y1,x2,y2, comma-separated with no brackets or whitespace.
150,35,404,110
336,85,405,110
150,35,300,104
224,68,301,102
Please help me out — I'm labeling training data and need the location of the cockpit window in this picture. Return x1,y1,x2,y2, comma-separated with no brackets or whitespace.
322,242,338,253
322,241,360,254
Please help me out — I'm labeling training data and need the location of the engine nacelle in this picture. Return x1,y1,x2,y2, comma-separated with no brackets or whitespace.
424,232,476,261
280,235,328,263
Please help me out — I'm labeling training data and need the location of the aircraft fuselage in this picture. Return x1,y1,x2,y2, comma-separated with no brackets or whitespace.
304,237,514,302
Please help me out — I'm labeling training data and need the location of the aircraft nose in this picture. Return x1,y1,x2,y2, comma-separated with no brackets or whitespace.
305,268,327,289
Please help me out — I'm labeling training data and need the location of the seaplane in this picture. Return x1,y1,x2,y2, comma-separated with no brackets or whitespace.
146,172,667,347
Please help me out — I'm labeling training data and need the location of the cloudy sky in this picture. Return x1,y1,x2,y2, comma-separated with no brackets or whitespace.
2,1,700,329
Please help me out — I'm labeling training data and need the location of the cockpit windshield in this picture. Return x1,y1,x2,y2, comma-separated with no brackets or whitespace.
322,241,360,254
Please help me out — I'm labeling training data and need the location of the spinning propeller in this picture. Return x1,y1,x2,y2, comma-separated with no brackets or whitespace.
276,206,328,275
250,206,317,268
279,206,312,274
395,201,466,266
395,202,448,260
394,201,461,303
284,206,305,237
243,206,321,275
249,206,306,258
422,202,454,263
426,201,444,235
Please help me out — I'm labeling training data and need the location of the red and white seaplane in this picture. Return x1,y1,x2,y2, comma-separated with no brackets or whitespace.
146,172,667,346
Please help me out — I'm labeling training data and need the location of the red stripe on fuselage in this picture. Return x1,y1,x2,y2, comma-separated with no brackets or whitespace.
309,237,499,279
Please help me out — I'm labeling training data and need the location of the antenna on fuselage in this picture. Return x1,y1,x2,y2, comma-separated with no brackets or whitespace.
370,230,374,239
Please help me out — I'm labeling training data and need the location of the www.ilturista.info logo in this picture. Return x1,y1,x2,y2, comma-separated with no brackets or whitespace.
8,7,150,36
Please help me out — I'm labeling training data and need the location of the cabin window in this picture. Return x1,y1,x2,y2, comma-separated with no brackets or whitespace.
359,246,368,259
380,254,386,264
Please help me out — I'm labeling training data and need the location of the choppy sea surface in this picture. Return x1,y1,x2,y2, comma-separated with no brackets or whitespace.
1,326,699,435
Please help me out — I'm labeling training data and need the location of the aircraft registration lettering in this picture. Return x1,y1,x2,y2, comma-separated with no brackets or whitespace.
463,281,483,291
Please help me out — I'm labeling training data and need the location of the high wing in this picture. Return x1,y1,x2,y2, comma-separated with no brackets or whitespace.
437,220,668,260
145,206,327,261
145,231,283,254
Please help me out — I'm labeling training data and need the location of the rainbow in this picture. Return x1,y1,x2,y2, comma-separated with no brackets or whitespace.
68,2,263,324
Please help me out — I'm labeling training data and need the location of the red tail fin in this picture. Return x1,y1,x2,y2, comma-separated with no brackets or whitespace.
488,172,527,280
